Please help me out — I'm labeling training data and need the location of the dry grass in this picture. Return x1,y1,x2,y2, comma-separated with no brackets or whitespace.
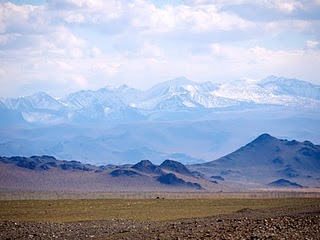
1,190,320,200
1,198,319,222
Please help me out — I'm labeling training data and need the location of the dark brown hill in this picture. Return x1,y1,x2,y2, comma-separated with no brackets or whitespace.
131,160,163,174
160,159,193,176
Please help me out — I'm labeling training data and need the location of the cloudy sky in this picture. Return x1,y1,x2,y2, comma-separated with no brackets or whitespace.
1,0,320,97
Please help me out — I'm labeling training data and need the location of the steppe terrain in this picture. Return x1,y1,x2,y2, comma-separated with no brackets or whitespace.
0,197,319,239
1,134,319,239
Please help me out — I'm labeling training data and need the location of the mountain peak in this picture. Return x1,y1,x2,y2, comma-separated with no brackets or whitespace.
260,75,290,84
150,77,194,90
118,84,129,90
258,76,320,100
260,75,316,87
252,133,276,143
170,76,192,82
131,160,163,174
267,179,303,188
31,91,51,97
160,159,192,176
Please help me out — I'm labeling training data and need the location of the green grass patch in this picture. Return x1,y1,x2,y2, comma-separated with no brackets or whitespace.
0,198,319,222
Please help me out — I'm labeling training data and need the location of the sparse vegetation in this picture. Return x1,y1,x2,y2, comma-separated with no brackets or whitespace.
1,198,319,222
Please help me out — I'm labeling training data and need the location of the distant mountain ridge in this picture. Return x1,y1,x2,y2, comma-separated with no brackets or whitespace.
0,155,97,172
258,76,320,100
1,133,320,191
1,76,320,124
0,156,205,191
1,77,319,167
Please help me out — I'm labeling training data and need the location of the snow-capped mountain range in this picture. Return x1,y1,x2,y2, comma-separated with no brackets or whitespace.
1,76,320,124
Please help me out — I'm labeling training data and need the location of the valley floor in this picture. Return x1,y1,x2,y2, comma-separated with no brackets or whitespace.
0,197,319,239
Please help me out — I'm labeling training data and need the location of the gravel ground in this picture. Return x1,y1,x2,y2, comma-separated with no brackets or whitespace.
1,208,320,240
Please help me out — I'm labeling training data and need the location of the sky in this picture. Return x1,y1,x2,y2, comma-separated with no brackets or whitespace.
0,0,320,97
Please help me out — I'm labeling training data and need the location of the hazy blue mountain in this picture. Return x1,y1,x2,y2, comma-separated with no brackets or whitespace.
259,76,320,100
0,107,319,166
2,92,65,111
111,85,143,106
0,109,26,127
0,76,320,169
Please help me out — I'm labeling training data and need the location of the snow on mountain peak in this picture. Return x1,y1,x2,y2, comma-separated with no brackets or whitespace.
148,77,194,93
2,91,65,111
167,77,193,85
184,84,199,94
259,76,320,100
259,75,314,87
0,100,7,109
1,76,320,124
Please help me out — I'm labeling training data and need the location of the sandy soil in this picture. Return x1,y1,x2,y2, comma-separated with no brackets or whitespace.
1,205,319,239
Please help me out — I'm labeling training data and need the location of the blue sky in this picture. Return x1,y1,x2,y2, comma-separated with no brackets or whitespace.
1,0,320,97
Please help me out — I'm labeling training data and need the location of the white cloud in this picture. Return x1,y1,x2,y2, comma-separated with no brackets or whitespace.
183,0,304,12
306,40,319,48
266,0,304,13
206,44,320,82
70,74,88,88
48,0,119,10
210,43,222,56
0,0,320,97
0,2,34,33
0,68,6,78
53,60,73,71
49,27,86,49
90,47,102,57
47,0,124,24
0,33,19,45
130,2,252,33
139,42,165,58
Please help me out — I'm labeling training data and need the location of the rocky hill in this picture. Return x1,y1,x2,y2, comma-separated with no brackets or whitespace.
131,160,163,174
0,156,207,192
267,179,303,188
190,134,320,188
1,133,319,191
159,159,193,176
0,156,98,172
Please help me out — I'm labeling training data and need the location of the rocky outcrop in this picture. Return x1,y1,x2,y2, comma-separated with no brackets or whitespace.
110,169,141,177
156,173,202,189
210,176,224,181
131,160,163,174
267,179,303,188
0,156,94,172
159,159,193,176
